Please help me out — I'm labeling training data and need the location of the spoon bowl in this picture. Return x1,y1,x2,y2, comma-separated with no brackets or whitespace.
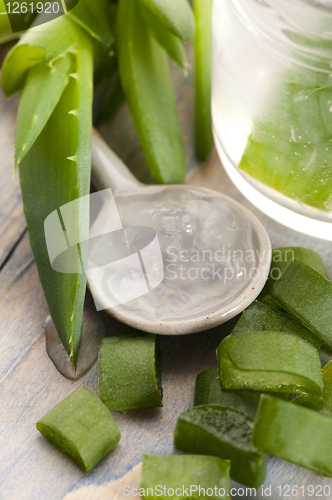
89,132,271,335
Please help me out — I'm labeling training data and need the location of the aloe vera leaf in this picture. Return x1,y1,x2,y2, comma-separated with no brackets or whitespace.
19,39,93,369
1,15,85,96
139,0,195,43
117,0,186,184
67,0,114,48
15,56,71,170
140,4,187,70
0,0,18,43
193,0,214,161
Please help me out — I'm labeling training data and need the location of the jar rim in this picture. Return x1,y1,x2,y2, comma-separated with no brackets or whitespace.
299,0,332,11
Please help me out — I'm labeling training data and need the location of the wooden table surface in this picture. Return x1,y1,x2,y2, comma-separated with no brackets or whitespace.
1,44,332,500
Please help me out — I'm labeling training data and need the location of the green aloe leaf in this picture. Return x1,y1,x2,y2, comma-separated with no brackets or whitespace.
15,55,71,170
194,0,214,161
117,0,186,184
139,0,195,43
1,15,85,96
141,4,187,70
19,37,93,369
67,0,114,48
0,0,17,44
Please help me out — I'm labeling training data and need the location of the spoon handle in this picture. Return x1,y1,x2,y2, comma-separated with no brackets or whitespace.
91,129,143,193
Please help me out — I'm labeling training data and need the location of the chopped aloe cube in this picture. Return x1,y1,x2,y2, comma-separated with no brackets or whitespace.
98,332,163,413
217,332,323,395
239,81,332,212
36,387,121,473
271,259,332,350
140,454,230,499
259,247,328,300
174,405,267,488
253,395,332,477
232,301,321,349
194,368,290,418
294,360,332,417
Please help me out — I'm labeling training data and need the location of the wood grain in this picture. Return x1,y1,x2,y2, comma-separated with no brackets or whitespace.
0,90,25,269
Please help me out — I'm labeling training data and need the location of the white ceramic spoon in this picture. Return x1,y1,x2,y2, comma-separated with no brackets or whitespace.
89,131,271,335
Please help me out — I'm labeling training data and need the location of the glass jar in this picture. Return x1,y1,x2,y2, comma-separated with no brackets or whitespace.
212,0,332,240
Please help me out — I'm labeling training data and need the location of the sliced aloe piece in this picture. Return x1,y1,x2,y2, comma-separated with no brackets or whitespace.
239,80,332,212
194,368,290,418
253,395,332,477
37,387,121,473
140,0,195,43
271,259,332,351
294,360,332,417
19,38,93,369
67,0,114,48
15,55,71,170
233,301,322,349
141,4,187,70
174,405,268,489
193,0,214,161
117,0,186,184
98,333,163,413
217,332,323,396
258,246,328,301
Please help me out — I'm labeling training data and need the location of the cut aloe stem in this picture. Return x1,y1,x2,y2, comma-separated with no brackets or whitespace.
253,395,332,477
217,332,323,395
271,259,332,350
174,405,268,488
140,454,230,500
232,301,322,349
98,332,163,413
194,368,290,419
36,387,121,473
258,246,328,303
239,78,332,212
294,360,332,417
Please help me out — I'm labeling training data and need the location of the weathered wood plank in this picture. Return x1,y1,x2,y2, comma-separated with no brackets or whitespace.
0,88,26,269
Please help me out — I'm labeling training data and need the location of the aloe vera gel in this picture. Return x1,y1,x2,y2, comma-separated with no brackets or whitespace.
212,0,332,229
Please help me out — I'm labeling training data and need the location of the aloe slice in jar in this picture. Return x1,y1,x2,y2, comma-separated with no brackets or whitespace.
271,259,332,350
239,78,332,212
232,301,321,349
36,387,121,473
174,405,267,488
140,454,230,500
194,368,289,418
217,332,323,395
98,332,163,413
253,395,332,477
293,360,332,416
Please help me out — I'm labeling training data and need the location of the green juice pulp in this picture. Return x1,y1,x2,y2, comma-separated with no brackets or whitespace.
239,74,332,212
